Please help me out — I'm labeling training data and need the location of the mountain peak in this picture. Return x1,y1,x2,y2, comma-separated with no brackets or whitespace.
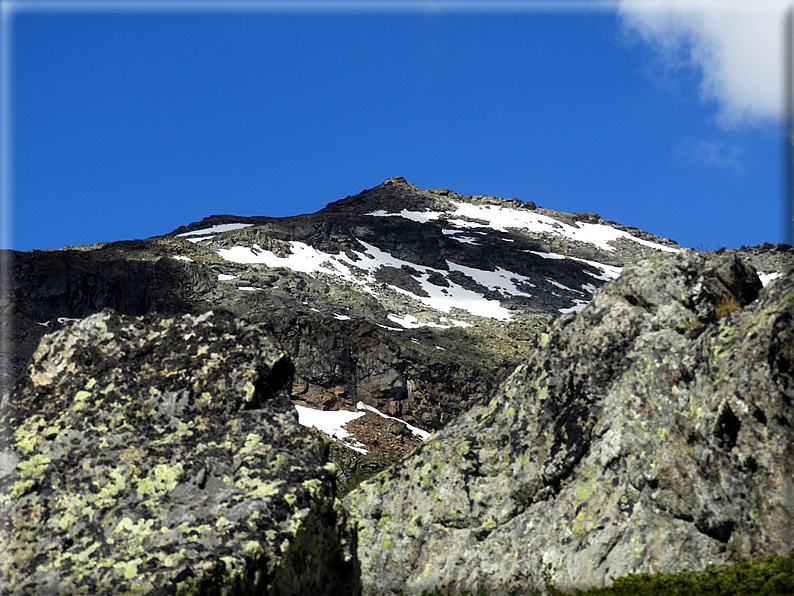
380,176,416,187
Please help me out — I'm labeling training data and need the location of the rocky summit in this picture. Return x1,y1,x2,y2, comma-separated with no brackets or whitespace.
2,178,794,594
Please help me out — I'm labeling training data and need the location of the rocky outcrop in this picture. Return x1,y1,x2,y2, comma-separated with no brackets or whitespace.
347,250,794,595
0,310,360,595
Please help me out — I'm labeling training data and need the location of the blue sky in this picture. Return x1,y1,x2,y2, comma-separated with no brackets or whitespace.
4,1,787,252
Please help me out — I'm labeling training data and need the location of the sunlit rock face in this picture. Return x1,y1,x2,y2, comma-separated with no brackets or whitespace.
347,252,794,596
0,310,360,595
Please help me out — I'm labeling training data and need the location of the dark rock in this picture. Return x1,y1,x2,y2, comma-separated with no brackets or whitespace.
0,310,360,595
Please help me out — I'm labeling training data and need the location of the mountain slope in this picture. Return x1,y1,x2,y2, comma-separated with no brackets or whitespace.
7,179,683,460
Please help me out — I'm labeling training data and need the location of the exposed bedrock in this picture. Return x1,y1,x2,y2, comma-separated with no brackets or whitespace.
0,310,360,595
347,250,794,595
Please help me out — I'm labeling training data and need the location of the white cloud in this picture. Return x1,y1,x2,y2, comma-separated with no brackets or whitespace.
674,137,747,172
618,0,788,127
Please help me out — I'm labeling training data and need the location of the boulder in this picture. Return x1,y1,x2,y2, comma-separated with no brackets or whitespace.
0,309,360,595
347,250,793,595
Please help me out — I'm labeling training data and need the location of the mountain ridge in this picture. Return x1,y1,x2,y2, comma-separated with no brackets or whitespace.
5,179,791,460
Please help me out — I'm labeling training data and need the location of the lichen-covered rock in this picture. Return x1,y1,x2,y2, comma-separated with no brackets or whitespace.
0,309,360,595
347,250,794,595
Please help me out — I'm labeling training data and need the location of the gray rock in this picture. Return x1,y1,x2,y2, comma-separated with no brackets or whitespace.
0,309,360,595
346,250,793,595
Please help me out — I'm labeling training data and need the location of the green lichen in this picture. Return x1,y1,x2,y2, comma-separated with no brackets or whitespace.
113,558,142,580
482,517,498,531
135,462,184,497
243,380,257,404
16,452,51,479
14,415,46,452
54,492,93,528
240,432,263,456
114,516,156,538
236,467,284,499
10,479,35,500
539,332,551,348
244,540,264,558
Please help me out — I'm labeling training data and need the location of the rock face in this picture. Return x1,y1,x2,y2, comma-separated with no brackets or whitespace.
7,178,685,462
0,310,360,595
347,250,794,595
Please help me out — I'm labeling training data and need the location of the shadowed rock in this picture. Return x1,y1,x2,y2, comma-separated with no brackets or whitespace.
0,309,360,595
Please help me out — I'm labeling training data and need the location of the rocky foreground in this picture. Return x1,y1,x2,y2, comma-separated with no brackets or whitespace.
0,310,359,594
347,250,793,595
1,248,791,594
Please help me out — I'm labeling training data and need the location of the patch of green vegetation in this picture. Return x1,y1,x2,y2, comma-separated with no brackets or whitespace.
387,551,794,596
389,588,509,596
568,550,794,596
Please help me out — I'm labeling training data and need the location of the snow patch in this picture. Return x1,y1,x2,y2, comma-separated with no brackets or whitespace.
218,239,518,321
760,271,782,287
219,242,357,282
559,300,589,314
177,223,253,237
294,405,367,454
447,218,489,230
449,201,678,253
451,236,481,246
571,257,623,281
172,255,194,262
440,317,473,328
386,313,467,329
448,262,534,298
529,251,622,282
217,274,237,281
528,250,566,260
367,209,442,223
545,277,578,293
